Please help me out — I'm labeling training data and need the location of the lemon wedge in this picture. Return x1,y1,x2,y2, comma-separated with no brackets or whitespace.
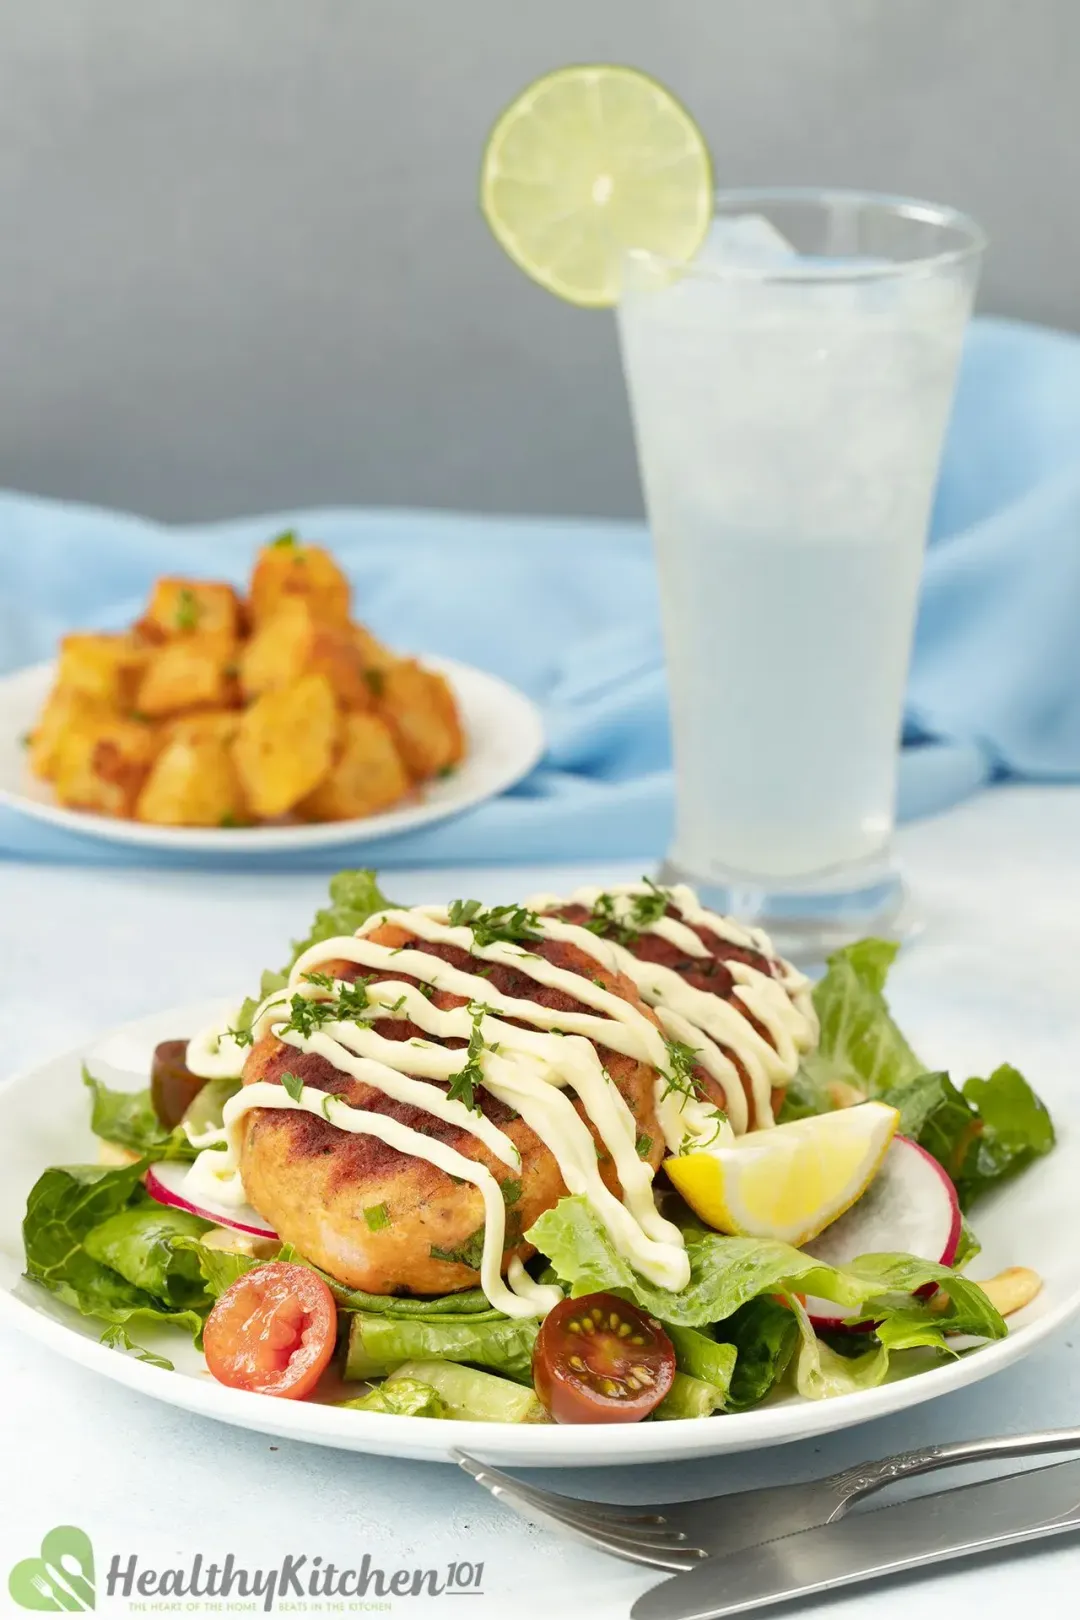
665,1102,900,1246
479,64,713,308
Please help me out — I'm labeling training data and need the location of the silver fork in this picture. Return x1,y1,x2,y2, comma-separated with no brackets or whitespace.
455,1426,1080,1572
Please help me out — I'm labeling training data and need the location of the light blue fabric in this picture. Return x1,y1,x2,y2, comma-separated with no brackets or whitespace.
2,315,1078,870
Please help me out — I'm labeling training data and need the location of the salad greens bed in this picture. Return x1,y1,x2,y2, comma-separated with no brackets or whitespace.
21,872,1056,1421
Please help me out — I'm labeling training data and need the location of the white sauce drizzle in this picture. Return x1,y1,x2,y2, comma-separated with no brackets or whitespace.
526,883,818,1130
183,891,816,1319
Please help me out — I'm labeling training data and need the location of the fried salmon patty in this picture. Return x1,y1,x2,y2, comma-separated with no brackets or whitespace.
238,921,666,1296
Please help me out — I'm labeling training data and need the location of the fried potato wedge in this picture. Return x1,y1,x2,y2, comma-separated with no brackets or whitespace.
248,534,351,627
298,712,410,821
28,685,113,780
139,579,242,643
135,635,239,718
54,717,160,817
239,597,369,710
233,672,338,818
374,659,464,781
55,633,146,709
136,733,246,826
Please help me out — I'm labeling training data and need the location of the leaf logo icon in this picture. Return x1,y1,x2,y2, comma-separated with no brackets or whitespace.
8,1526,95,1611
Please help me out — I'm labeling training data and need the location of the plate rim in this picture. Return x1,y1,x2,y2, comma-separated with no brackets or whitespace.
0,656,544,853
2,1000,1078,1467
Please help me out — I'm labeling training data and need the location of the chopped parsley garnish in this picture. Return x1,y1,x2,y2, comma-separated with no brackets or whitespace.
174,586,201,631
445,1005,488,1113
437,764,456,779
585,878,672,946
219,811,245,829
447,900,544,949
321,1093,336,1121
270,529,299,548
363,1203,392,1232
501,1178,522,1206
681,1107,728,1154
635,1133,654,1159
430,1225,486,1270
280,1070,305,1103
302,971,337,991
363,667,385,697
662,1036,705,1101
227,1021,255,1049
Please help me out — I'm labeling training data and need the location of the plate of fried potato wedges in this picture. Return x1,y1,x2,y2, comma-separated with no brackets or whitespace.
0,532,544,852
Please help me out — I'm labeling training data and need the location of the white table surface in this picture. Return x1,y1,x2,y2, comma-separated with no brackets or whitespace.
2,784,1079,1617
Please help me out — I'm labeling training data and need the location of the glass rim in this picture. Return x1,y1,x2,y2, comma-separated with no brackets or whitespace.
627,186,987,285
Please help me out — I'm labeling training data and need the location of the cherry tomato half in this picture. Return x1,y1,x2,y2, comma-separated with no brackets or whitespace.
532,1292,675,1424
203,1262,337,1399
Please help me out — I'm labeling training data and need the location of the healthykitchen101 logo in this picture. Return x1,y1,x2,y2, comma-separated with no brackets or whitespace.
9,1525,487,1612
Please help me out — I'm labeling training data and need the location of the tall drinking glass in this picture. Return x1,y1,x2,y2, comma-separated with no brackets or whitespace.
617,189,984,959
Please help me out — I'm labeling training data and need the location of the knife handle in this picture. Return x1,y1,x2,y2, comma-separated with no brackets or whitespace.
826,1425,1080,1512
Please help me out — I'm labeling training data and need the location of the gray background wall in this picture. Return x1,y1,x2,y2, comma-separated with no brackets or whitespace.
0,0,1075,523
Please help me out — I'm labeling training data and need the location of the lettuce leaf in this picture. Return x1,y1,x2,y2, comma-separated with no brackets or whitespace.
785,943,1055,1207
82,1067,194,1161
713,1297,800,1412
234,869,396,1032
653,1371,728,1420
664,1325,737,1401
83,1204,213,1307
22,1161,203,1339
529,1196,890,1328
339,1378,447,1418
528,1197,1006,1341
344,1310,539,1385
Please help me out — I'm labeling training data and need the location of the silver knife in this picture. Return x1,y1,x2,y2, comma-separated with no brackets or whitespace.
631,1458,1080,1620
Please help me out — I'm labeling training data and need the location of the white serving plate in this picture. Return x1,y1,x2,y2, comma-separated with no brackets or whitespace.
1,1002,1077,1469
0,657,543,853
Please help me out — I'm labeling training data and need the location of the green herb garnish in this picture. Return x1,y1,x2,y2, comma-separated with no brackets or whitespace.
663,1036,704,1101
586,878,671,947
446,1006,488,1113
501,1178,522,1206
270,529,299,548
280,1071,305,1103
174,587,201,631
635,1133,653,1159
363,1203,392,1232
363,668,385,698
430,1224,486,1270
447,900,543,950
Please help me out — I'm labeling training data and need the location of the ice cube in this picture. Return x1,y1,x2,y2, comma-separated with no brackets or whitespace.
701,213,797,265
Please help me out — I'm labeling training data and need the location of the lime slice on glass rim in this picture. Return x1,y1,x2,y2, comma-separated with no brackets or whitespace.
480,64,713,308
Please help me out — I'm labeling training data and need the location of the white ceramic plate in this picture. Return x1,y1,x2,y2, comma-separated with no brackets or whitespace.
0,658,544,853
1,1002,1077,1468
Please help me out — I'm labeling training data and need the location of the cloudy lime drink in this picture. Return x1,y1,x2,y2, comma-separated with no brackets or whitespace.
618,194,983,950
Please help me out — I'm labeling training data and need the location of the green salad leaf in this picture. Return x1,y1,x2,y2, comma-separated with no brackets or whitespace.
82,1067,193,1161
783,943,1055,1207
234,870,396,1033
339,1377,447,1418
653,1371,728,1420
22,1161,203,1339
344,1310,539,1385
181,1075,242,1136
173,1237,265,1299
83,1204,213,1307
664,1325,737,1401
713,1297,800,1412
528,1197,1007,1341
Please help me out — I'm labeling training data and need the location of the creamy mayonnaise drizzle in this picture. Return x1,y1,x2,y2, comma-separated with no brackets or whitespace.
183,892,815,1318
526,884,818,1132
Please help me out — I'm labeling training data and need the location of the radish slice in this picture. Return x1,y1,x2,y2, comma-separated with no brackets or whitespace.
801,1135,960,1333
145,1161,278,1240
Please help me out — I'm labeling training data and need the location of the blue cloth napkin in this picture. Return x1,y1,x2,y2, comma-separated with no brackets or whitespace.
2,315,1079,871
